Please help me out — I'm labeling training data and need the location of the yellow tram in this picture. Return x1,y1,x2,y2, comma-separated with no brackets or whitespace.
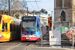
0,14,21,42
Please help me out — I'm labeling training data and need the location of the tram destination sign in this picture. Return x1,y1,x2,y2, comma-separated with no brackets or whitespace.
22,17,36,21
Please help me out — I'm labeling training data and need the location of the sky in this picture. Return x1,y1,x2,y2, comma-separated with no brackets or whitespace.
27,0,54,14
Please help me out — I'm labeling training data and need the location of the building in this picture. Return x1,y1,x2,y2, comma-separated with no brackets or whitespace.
54,0,73,27
0,10,32,19
40,16,48,25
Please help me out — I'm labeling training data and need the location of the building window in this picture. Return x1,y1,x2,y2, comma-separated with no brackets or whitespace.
56,0,62,8
61,11,66,21
64,0,71,8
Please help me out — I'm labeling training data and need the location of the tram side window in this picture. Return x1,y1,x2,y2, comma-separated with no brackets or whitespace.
2,23,4,31
0,16,2,23
2,23,7,32
37,22,39,31
15,25,16,31
14,25,15,31
12,24,14,31
15,25,17,32
17,25,18,33
19,26,20,32
6,23,7,31
10,24,12,31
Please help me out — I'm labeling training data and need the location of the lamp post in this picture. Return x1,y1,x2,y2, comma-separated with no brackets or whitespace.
27,7,28,16
51,11,53,31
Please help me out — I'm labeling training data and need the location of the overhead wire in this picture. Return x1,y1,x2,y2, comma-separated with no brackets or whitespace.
35,0,40,10
29,0,35,10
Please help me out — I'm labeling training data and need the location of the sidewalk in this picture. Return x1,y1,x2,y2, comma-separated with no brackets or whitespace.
29,45,75,50
26,39,75,50
29,40,75,50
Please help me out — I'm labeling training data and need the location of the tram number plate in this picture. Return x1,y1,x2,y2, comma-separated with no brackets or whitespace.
26,38,31,39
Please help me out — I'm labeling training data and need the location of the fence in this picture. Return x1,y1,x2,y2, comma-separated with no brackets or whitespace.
54,22,75,48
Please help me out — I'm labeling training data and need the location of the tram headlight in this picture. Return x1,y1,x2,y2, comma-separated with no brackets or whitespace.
0,33,2,37
22,34,24,37
22,34,26,37
33,34,36,36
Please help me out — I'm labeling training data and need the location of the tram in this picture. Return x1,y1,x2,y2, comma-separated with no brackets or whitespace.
21,16,46,41
0,14,21,42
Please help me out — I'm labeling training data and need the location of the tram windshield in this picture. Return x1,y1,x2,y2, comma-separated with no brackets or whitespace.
22,21,35,32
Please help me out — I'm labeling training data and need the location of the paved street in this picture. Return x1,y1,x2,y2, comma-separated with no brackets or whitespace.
0,40,75,50
0,33,74,50
0,40,35,50
30,47,70,50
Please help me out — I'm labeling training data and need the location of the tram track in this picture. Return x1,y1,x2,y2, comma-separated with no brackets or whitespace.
5,41,36,50
24,42,36,50
0,43,5,46
0,40,37,50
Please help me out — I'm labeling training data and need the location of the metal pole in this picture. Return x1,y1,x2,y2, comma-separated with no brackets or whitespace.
41,26,44,47
39,12,40,17
8,0,10,16
33,11,34,16
51,11,53,31
72,0,74,26
41,31,43,47
72,32,74,49
69,23,70,39
27,7,28,16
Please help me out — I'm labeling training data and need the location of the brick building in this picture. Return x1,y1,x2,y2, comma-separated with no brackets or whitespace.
54,0,72,27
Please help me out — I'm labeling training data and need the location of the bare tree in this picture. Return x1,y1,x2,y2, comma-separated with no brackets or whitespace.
0,0,8,14
0,0,27,16
10,0,27,18
10,0,27,10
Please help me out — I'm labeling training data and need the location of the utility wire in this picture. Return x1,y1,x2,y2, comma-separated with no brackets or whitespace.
35,0,40,10
29,0,35,10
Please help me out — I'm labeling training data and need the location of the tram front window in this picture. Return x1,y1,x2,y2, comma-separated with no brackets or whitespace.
22,21,35,32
